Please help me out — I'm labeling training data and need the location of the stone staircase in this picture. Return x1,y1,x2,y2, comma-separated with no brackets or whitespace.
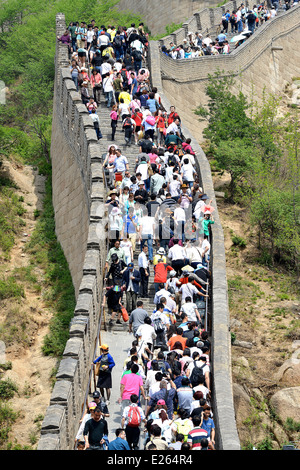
95,99,158,329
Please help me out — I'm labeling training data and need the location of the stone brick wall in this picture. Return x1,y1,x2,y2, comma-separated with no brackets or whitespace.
118,0,221,36
161,5,300,141
37,13,108,450
157,0,257,46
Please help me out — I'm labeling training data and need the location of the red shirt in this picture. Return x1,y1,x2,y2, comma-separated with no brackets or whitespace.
132,112,143,127
168,335,187,350
154,263,173,283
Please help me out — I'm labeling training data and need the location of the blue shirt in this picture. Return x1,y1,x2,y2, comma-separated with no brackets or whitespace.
131,78,138,96
123,214,138,234
201,417,215,438
113,155,128,172
107,436,130,450
146,98,157,113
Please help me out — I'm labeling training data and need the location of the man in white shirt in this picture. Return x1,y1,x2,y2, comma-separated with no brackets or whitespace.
201,235,211,264
168,175,181,199
174,206,186,240
166,118,180,136
181,157,196,187
100,60,112,77
180,296,201,323
113,149,129,174
186,352,210,391
202,34,212,47
136,316,157,351
136,157,149,181
139,208,155,263
179,280,199,304
102,71,114,107
138,245,149,298
151,303,169,346
153,284,171,306
168,239,186,275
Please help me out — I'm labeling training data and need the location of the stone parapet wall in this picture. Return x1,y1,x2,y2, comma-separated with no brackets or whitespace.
148,40,240,450
118,0,221,36
160,5,300,81
37,13,108,450
160,5,300,143
158,0,257,46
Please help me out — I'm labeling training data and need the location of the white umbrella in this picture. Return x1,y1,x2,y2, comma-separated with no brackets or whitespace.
230,34,246,43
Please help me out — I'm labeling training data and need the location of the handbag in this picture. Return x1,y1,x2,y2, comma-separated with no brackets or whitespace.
95,362,101,376
121,305,129,322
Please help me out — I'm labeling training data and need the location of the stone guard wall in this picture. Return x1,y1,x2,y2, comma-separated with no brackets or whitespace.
118,0,221,37
37,13,108,450
157,0,257,46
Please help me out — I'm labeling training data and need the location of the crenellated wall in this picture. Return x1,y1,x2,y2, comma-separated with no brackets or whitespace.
118,0,221,36
38,2,300,451
156,0,257,45
37,13,108,450
160,5,300,138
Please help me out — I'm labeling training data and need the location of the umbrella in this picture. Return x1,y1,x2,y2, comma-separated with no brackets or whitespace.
182,265,194,272
230,34,246,43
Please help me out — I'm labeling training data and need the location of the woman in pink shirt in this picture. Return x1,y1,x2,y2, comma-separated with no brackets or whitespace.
118,364,146,409
90,69,102,104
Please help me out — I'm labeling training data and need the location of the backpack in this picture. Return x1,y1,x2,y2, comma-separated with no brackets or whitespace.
190,361,205,387
133,50,143,61
167,154,177,167
121,69,128,88
123,117,132,128
153,316,165,333
114,35,122,48
157,359,167,373
176,419,191,442
127,404,141,427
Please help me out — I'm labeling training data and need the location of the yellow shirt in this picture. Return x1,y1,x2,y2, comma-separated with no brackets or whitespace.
102,46,114,58
153,254,167,266
119,92,131,104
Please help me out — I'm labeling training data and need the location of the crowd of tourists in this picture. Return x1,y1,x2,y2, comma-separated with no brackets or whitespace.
59,15,216,452
160,1,293,58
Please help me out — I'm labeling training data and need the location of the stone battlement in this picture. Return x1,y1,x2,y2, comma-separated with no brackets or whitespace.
37,13,108,450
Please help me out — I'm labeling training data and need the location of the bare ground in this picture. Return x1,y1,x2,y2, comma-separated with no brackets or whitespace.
0,160,57,448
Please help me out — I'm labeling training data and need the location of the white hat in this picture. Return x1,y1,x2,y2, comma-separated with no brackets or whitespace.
157,247,165,254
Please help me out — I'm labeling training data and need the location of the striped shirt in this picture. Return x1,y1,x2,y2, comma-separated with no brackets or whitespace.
187,427,208,450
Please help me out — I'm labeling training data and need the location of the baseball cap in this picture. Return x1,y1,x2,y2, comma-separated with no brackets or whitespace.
157,399,166,405
88,402,97,410
100,344,109,351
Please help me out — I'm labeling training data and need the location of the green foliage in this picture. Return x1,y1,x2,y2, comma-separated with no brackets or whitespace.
0,402,18,446
0,276,25,300
195,72,300,273
231,235,247,248
284,417,300,433
151,22,183,40
256,436,274,450
25,175,76,357
0,379,18,400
